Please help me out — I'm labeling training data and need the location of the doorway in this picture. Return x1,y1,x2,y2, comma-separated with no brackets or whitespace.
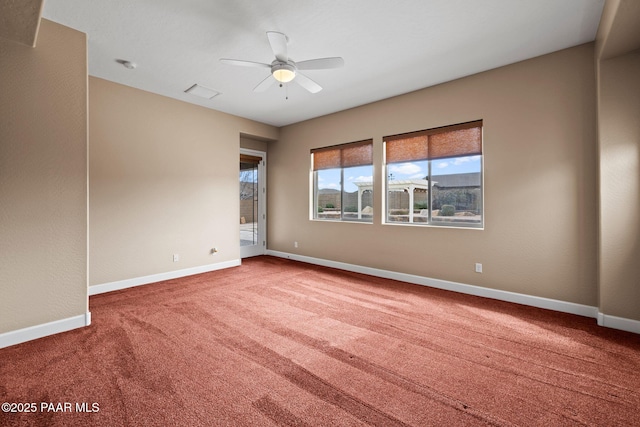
240,149,266,258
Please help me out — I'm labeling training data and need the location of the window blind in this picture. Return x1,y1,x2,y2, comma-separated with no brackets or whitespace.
312,139,373,171
240,154,262,164
385,120,482,164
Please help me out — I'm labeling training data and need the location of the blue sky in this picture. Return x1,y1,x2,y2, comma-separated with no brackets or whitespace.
317,166,372,193
317,155,481,193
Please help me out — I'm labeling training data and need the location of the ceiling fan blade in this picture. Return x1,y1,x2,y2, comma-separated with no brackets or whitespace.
296,57,344,70
295,72,322,93
253,74,275,92
266,31,288,62
220,59,270,68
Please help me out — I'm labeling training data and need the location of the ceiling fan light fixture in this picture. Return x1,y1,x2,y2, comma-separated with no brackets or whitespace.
272,63,296,83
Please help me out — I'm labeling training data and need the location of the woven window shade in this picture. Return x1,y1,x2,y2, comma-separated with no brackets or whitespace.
384,120,482,163
385,133,429,164
240,154,262,164
312,139,373,171
312,149,341,170
342,142,373,168
429,126,482,159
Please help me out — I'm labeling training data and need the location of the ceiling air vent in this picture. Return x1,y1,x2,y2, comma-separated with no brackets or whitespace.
184,84,220,99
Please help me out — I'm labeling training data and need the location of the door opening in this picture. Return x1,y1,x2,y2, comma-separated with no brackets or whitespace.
240,149,266,258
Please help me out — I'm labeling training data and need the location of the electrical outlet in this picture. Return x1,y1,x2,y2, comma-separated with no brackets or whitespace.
173,254,180,262
475,263,482,273
294,241,298,248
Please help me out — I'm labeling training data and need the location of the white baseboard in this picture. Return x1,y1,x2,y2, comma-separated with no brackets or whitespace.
0,312,91,349
598,313,640,334
265,251,637,335
89,259,241,296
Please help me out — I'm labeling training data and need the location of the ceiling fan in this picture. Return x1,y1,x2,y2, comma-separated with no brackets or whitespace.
220,31,344,94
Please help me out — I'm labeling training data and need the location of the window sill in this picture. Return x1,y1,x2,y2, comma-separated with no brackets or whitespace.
382,221,484,230
311,218,373,224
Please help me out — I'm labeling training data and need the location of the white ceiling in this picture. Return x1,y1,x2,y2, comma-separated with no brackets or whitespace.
42,0,605,127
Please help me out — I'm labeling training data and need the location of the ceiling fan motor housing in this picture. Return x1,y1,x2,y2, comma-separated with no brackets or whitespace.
271,61,296,82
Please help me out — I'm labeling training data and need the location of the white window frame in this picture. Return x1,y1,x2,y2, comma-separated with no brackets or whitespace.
383,121,484,229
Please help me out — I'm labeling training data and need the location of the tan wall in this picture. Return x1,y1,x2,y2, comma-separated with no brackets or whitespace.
596,0,640,321
269,43,598,305
598,51,640,320
240,136,269,152
89,78,277,286
0,19,87,333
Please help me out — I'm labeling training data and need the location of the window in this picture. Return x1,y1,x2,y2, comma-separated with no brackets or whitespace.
312,140,373,222
384,120,483,228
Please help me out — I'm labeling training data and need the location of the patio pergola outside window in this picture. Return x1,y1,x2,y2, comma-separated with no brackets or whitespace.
354,179,433,221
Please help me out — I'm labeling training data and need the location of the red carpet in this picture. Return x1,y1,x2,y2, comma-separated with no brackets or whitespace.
1,256,639,426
